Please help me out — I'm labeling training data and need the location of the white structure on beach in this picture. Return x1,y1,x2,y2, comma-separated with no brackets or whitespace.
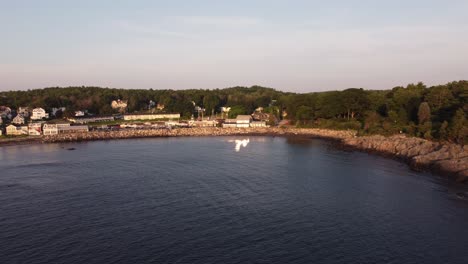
222,115,267,128
43,124,59,135
6,125,28,136
235,115,252,128
68,116,115,124
28,123,42,136
58,124,89,133
123,113,180,121
250,121,267,128
31,108,49,120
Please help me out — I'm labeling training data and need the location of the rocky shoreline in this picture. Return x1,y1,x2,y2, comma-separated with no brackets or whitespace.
343,135,468,182
2,127,467,183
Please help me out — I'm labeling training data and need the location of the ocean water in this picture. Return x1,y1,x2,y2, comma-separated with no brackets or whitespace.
1,136,467,264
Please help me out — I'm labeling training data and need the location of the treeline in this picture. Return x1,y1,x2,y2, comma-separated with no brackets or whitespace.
0,81,466,143
284,81,467,144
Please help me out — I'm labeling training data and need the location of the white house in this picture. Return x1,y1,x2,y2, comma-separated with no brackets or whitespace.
222,115,261,128
222,119,237,128
12,115,25,125
250,121,267,127
123,113,180,121
43,124,58,135
31,108,49,120
189,120,217,127
75,111,85,117
58,125,89,134
68,116,115,124
6,125,27,136
28,123,42,136
235,115,252,128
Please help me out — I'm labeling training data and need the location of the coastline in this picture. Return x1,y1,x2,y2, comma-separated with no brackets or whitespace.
2,127,467,183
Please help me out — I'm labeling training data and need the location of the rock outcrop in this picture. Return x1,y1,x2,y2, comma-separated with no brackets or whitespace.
343,135,468,182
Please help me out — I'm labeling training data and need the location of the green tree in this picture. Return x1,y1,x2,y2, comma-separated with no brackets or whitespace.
228,105,247,118
341,88,370,120
449,108,467,143
417,102,431,124
363,111,381,133
439,121,449,140
295,106,314,125
417,102,432,138
203,94,220,116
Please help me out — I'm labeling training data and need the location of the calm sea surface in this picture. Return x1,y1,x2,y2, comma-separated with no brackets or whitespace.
1,137,468,264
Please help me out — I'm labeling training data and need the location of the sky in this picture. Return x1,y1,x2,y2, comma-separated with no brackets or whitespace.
1,0,467,92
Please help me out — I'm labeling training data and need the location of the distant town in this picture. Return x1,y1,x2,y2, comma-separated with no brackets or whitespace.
0,99,274,137
0,81,466,144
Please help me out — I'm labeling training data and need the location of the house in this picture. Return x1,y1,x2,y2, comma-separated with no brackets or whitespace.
123,113,180,121
165,121,189,128
222,119,237,128
28,123,42,136
250,121,267,127
111,99,128,111
18,107,30,117
221,115,262,128
235,115,252,128
189,120,217,127
12,115,25,125
68,116,115,124
58,124,89,134
251,111,271,121
6,125,27,136
31,108,49,120
43,124,58,135
20,126,28,135
74,111,85,117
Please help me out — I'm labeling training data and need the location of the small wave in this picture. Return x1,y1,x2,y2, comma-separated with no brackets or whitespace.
6,161,62,169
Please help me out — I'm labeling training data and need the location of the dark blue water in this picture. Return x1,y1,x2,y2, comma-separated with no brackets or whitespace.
1,137,467,264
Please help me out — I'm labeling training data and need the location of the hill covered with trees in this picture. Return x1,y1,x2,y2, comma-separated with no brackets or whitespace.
0,81,466,143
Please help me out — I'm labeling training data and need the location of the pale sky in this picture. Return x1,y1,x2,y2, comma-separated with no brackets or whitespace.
1,0,467,92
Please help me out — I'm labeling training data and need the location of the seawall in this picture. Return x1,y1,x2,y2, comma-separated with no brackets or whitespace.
19,127,468,183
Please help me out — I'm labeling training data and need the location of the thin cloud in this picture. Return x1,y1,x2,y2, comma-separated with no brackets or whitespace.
169,15,264,27
116,20,196,38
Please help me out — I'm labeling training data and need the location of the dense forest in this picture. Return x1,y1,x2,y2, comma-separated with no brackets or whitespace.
0,81,466,143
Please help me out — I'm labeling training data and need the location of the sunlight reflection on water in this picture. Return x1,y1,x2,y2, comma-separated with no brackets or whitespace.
228,138,250,152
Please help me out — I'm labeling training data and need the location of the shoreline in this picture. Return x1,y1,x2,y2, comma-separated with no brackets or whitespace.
2,127,467,183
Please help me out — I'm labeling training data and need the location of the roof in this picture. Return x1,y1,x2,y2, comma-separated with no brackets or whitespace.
236,115,252,120
59,126,88,130
124,113,180,116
